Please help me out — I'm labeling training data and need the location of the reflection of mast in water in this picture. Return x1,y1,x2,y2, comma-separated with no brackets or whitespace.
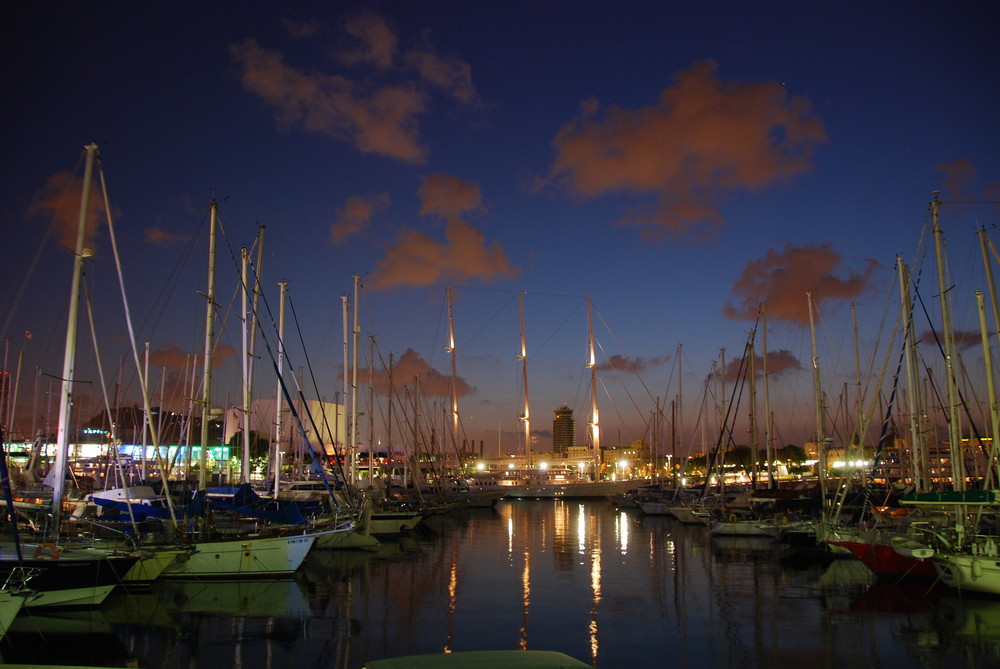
588,505,602,664
445,547,459,652
520,537,531,650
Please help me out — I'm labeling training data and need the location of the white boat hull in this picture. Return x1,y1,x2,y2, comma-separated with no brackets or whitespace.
0,590,26,638
934,552,1000,595
160,533,317,579
24,584,117,608
710,520,780,538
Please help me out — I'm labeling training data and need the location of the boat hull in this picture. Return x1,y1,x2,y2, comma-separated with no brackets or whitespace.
0,589,27,638
0,548,139,608
159,533,316,579
826,539,937,578
934,553,1000,595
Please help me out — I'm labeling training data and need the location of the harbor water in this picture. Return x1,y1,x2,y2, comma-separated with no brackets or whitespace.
4,499,999,668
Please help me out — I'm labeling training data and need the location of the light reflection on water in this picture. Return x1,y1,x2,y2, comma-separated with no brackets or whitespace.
5,500,1000,668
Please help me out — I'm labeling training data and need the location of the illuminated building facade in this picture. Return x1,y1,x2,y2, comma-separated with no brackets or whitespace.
553,404,575,457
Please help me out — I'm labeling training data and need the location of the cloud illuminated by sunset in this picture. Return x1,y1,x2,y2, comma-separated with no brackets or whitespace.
27,171,109,250
369,173,518,289
350,347,473,398
542,60,827,241
330,192,391,244
725,243,881,325
230,11,479,165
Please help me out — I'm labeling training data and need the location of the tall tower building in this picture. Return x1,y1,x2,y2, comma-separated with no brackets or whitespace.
552,404,575,456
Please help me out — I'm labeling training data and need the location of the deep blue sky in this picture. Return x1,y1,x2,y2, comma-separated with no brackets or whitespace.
2,2,998,457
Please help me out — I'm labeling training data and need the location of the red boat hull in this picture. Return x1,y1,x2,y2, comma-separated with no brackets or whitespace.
827,540,937,578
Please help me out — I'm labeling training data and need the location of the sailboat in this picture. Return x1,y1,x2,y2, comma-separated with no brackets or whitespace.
501,295,638,499
0,145,146,608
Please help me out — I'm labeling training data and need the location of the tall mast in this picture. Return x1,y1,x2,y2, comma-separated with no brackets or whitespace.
273,281,286,498
807,290,828,510
240,246,251,483
517,291,531,468
351,275,361,488
747,328,758,486
242,227,265,485
587,297,600,457
975,290,1000,487
677,343,682,482
342,294,349,478
897,258,928,490
931,193,965,490
198,200,218,490
761,304,774,488
52,142,98,529
447,287,459,457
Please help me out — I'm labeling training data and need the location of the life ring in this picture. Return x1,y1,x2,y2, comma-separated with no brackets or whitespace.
34,543,61,560
728,513,738,523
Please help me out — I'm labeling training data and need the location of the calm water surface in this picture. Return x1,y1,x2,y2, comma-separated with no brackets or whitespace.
5,500,999,668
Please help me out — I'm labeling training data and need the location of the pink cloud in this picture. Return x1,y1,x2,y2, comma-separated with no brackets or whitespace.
144,226,189,246
725,244,881,325
339,10,398,70
369,174,518,289
27,171,111,251
595,353,668,373
330,192,391,244
720,349,803,383
230,38,428,164
404,47,479,105
351,347,473,398
542,61,826,241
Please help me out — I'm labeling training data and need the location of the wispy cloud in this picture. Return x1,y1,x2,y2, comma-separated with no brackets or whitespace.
351,347,473,398
724,243,880,325
719,349,803,383
540,60,826,241
919,329,981,352
369,173,518,289
330,192,391,244
231,10,479,165
144,226,189,246
149,343,235,370
595,353,667,373
27,171,110,250
231,38,428,164
338,10,398,70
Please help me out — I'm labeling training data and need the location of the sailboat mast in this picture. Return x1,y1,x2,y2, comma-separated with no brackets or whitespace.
897,258,928,490
747,328,758,486
351,275,361,488
518,291,531,469
342,294,349,480
198,200,218,491
761,305,774,488
447,287,459,457
807,290,828,510
52,142,98,530
240,247,251,483
273,281,286,498
587,296,600,456
975,290,1000,487
931,194,965,490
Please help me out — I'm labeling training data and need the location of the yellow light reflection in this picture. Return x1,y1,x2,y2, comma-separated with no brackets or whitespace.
618,511,629,555
445,553,458,652
589,544,601,662
520,547,531,650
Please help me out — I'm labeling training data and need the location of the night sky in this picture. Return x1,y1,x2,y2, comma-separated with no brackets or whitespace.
2,2,998,458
